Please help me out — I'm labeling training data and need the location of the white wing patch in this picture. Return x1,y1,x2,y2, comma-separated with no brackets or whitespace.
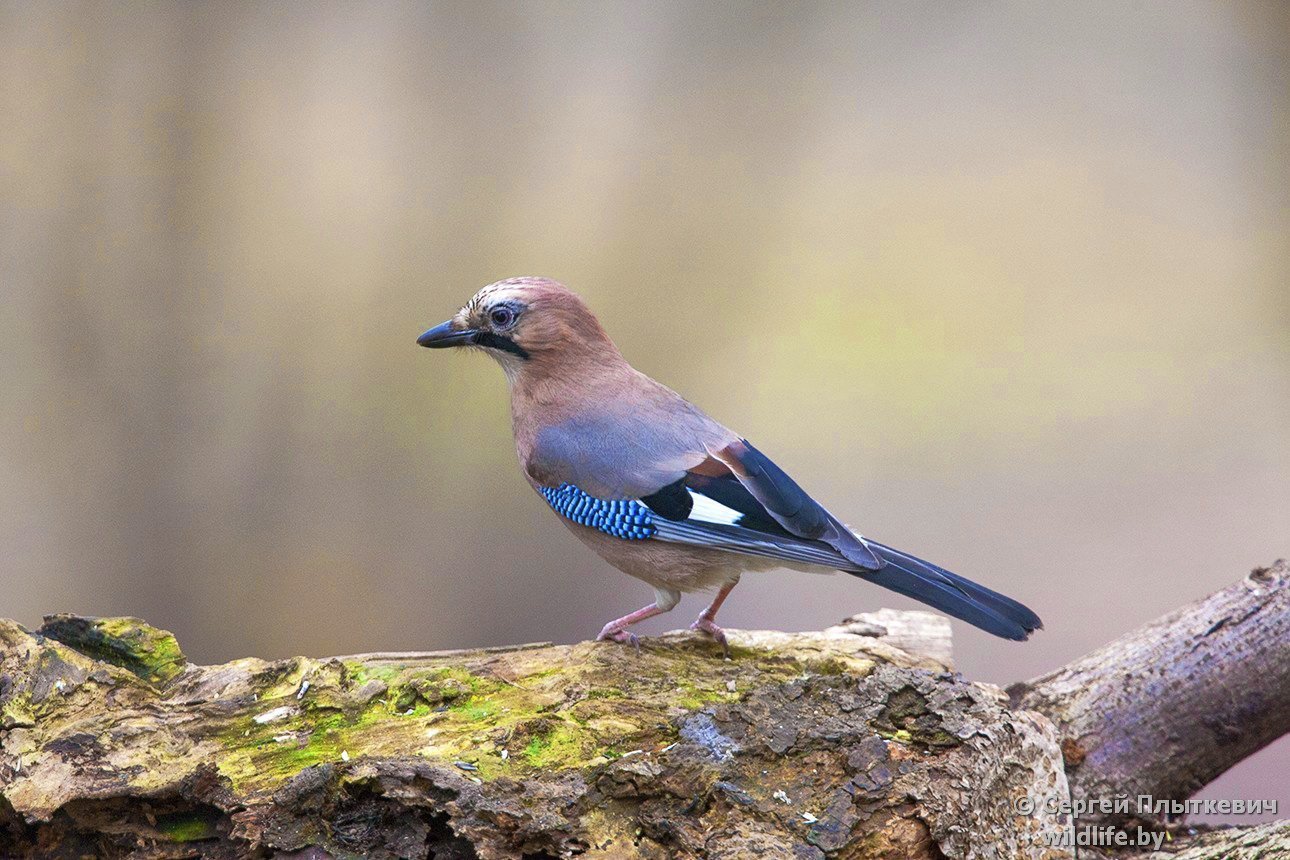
686,489,744,526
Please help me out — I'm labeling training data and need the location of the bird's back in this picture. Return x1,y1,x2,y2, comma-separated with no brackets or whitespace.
513,362,736,499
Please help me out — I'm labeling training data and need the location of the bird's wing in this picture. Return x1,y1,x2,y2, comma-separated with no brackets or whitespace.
535,475,861,571
660,449,1042,639
526,402,881,567
699,439,883,568
534,436,1043,641
529,422,881,570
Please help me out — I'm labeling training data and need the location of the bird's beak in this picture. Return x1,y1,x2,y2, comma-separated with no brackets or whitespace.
417,320,477,349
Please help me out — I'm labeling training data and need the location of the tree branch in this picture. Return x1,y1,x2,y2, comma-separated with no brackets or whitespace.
1128,820,1290,860
1011,559,1289,825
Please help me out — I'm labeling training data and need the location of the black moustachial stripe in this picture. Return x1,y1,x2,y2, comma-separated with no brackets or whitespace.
474,332,530,360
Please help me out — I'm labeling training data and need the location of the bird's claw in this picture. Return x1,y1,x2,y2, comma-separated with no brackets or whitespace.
690,617,730,658
597,627,641,651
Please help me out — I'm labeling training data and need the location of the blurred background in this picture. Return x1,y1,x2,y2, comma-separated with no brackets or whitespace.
1,0,1287,819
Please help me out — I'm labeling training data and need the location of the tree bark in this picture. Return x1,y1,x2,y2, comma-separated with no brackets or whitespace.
1011,559,1289,826
0,563,1285,860
1132,820,1290,860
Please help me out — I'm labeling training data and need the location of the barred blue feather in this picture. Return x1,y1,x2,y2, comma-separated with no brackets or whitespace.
540,484,657,540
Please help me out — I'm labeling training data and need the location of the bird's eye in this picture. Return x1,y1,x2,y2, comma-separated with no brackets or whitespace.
489,306,516,329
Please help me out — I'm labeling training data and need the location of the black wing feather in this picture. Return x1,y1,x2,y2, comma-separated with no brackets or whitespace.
639,476,693,521
713,440,883,569
685,472,790,535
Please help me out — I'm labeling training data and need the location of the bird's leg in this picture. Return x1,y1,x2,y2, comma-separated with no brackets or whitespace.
596,605,661,649
597,587,680,649
690,577,739,655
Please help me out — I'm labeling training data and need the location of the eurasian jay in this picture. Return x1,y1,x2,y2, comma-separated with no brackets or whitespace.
417,277,1042,648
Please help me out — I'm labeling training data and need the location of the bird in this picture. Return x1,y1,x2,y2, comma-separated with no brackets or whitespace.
417,277,1042,649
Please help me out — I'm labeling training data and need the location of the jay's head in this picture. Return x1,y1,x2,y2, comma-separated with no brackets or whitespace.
417,277,617,378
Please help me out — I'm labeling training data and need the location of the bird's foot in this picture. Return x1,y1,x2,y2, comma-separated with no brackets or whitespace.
596,625,641,651
689,616,730,658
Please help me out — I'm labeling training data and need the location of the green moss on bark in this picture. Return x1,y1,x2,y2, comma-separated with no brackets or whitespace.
39,615,186,685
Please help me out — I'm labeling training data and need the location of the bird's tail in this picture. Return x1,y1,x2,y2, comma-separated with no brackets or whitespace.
847,540,1043,641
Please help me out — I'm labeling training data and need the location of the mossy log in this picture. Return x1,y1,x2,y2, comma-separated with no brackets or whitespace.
0,565,1285,859
1,613,1069,859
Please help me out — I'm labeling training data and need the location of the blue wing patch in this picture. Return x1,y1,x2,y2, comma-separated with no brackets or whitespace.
540,484,657,540
539,482,851,568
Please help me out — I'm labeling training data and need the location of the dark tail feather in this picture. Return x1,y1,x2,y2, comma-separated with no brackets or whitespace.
868,541,1044,632
849,541,1043,641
